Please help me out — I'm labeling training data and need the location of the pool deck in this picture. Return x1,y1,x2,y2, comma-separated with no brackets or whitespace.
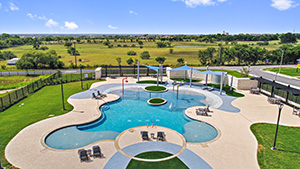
5,77,300,169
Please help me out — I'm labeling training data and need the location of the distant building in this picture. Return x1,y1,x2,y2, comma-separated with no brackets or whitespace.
7,58,20,65
222,31,229,35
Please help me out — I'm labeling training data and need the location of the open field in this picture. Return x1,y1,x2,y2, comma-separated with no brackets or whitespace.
263,67,300,78
0,80,99,168
251,123,300,169
0,75,50,90
0,40,293,68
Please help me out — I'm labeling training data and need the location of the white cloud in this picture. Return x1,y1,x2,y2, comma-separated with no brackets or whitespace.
46,19,58,27
9,3,19,11
129,10,138,15
108,24,117,29
64,21,78,30
38,16,47,20
271,0,298,10
27,13,37,19
172,0,228,7
27,13,48,20
0,3,2,9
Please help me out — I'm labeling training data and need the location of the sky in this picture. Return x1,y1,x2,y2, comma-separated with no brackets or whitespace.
0,0,299,34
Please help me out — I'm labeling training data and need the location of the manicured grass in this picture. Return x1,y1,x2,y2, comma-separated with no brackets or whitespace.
251,123,300,168
126,151,188,169
171,78,201,82
145,86,167,91
210,69,252,78
207,84,244,97
263,67,300,77
137,80,165,84
149,98,165,104
0,75,50,90
0,80,99,168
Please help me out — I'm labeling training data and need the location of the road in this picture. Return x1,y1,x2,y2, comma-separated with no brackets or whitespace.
195,65,300,88
1,65,299,88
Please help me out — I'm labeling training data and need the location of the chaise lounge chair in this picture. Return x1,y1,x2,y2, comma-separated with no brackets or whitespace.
78,149,89,162
197,105,213,113
202,86,209,90
97,90,107,98
141,131,149,141
92,145,102,158
196,108,208,116
92,93,103,99
157,131,166,141
208,86,214,91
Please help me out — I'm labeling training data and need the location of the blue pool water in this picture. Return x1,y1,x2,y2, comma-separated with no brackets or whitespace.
45,88,219,150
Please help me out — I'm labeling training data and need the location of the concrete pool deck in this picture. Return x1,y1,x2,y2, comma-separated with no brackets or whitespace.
5,77,300,169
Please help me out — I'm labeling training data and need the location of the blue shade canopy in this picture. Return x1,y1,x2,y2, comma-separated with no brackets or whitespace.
168,65,200,72
144,65,159,72
197,70,227,76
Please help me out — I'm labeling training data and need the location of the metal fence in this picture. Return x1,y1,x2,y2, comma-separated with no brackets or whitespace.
260,83,300,106
101,65,166,77
0,72,95,112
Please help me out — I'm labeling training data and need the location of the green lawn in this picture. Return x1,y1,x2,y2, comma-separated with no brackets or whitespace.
145,86,167,91
210,69,252,78
0,80,99,168
207,84,244,97
263,67,300,77
251,123,300,169
171,78,201,82
149,98,165,104
126,151,188,169
0,74,50,90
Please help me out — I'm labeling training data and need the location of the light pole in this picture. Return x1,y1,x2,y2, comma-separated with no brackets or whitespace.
60,78,66,111
80,65,83,90
271,103,284,150
122,78,128,95
73,42,77,68
177,84,180,100
275,49,284,81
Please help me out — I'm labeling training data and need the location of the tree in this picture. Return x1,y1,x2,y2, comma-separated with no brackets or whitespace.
169,49,173,54
156,42,166,48
64,41,73,47
280,33,297,44
138,41,143,45
205,47,216,63
126,58,134,65
127,51,137,55
177,58,184,66
33,43,40,50
39,46,49,50
155,57,166,64
67,47,80,56
116,57,122,65
0,51,17,60
198,50,208,65
140,51,150,59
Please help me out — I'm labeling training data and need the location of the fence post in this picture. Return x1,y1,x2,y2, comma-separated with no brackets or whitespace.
15,91,18,101
22,87,24,97
134,65,136,75
8,93,11,105
0,97,3,112
105,65,108,77
147,68,149,76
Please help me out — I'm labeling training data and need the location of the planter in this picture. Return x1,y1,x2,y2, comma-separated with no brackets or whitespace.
147,98,167,106
144,86,168,93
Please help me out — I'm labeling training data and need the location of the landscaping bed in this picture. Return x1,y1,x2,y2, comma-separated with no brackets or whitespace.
144,86,168,92
147,98,167,106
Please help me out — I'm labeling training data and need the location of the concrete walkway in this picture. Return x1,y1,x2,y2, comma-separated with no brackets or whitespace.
5,77,300,169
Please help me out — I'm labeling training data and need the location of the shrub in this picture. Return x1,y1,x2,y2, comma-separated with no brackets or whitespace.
140,46,143,48
103,41,110,46
169,49,173,54
126,58,134,65
79,58,82,62
155,57,166,64
39,46,49,50
127,51,137,55
123,44,128,47
117,44,122,47
138,41,143,45
1,65,6,70
240,66,251,77
131,44,136,47
140,51,150,59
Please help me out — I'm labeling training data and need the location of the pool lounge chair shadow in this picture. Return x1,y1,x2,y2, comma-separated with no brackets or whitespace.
277,149,300,154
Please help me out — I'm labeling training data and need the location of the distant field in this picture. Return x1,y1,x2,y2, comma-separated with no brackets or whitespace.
0,75,50,90
0,40,290,68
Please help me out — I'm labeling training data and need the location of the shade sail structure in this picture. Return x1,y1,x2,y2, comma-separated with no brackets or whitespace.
144,65,159,72
168,65,201,72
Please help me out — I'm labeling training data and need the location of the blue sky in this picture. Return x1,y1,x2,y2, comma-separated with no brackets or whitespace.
0,0,299,34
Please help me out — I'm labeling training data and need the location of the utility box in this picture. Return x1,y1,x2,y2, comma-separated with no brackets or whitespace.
95,67,102,80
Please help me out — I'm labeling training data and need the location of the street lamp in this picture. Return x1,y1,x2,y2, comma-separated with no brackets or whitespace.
271,103,284,150
60,78,66,111
122,78,128,95
275,49,284,81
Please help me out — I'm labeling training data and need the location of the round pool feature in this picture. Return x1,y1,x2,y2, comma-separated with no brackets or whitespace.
147,98,167,106
45,88,219,150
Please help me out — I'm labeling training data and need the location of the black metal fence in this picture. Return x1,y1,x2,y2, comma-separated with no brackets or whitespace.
101,65,166,77
0,72,95,112
259,83,300,105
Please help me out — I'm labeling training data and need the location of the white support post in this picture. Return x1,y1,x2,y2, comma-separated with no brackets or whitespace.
220,72,224,95
137,61,140,82
224,73,227,87
160,64,163,83
230,75,233,91
157,70,159,86
205,66,209,86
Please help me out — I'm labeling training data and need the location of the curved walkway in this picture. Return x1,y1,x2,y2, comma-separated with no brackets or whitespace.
104,142,212,169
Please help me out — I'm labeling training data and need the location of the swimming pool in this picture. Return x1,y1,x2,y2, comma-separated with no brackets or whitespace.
45,87,219,150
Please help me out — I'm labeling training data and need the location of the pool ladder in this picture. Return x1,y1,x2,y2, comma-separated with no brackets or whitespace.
146,121,154,128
